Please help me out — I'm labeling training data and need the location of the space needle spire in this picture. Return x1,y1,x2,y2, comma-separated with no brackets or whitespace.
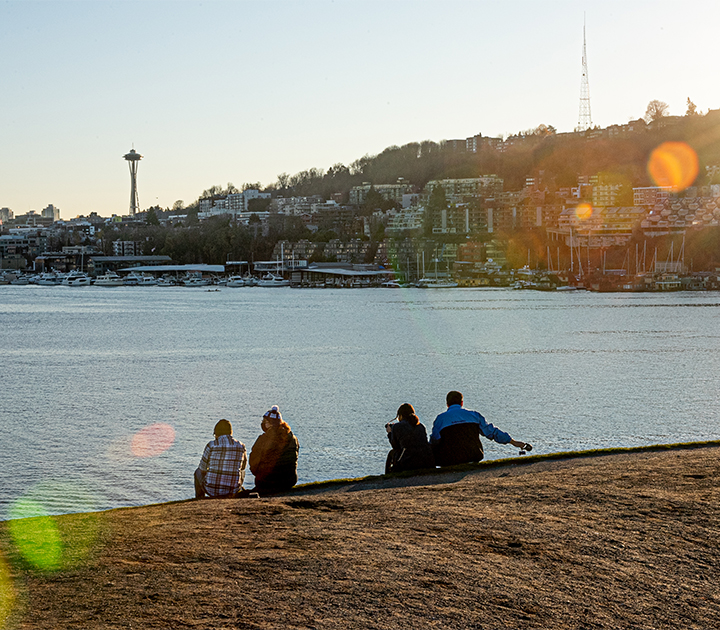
577,16,592,132
123,147,143,216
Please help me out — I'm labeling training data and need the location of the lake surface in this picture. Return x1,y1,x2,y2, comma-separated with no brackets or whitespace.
2,285,720,519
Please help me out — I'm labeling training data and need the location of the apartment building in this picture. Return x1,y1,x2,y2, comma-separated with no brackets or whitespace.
113,240,140,256
423,176,503,204
349,179,414,206
633,186,672,207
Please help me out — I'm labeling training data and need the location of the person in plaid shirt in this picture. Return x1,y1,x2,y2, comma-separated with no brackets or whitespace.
194,419,247,498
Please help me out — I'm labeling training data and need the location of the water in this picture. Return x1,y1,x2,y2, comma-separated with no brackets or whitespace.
2,285,720,519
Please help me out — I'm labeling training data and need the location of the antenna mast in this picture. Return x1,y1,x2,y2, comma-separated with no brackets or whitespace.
577,16,592,132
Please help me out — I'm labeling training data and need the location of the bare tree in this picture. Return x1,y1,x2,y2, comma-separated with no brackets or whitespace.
686,98,699,116
645,100,669,123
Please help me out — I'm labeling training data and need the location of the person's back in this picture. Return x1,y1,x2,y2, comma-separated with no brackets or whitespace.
386,403,435,473
249,406,299,495
430,391,532,467
195,420,247,498
432,422,483,467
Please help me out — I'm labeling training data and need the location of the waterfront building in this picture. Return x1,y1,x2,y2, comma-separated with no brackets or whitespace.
633,186,672,207
290,262,391,288
87,255,173,276
548,205,647,249
592,184,624,208
0,230,48,269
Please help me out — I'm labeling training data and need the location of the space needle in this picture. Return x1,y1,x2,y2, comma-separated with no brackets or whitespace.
123,148,143,216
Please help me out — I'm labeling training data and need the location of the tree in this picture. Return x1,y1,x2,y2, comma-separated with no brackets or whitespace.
172,200,184,213
686,98,699,116
644,100,669,123
145,206,160,226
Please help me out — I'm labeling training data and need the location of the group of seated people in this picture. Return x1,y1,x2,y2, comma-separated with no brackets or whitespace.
194,406,299,499
194,391,532,499
385,390,532,474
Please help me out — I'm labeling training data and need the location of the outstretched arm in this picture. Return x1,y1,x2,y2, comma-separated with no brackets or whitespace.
509,438,532,451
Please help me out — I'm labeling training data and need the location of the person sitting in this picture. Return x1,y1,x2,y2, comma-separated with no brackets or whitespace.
194,419,247,499
249,406,299,496
385,403,435,474
430,391,532,467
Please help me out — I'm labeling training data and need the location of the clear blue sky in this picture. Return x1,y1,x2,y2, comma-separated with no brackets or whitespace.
1,0,718,219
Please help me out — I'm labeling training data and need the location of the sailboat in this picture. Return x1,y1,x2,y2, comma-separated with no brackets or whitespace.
258,243,291,287
416,252,457,288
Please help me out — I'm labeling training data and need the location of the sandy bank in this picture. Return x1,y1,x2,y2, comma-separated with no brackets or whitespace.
2,444,720,629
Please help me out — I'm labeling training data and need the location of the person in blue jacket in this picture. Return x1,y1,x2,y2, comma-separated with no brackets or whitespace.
430,391,532,466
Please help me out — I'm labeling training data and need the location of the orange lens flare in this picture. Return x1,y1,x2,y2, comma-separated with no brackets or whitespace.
647,142,699,191
131,423,176,458
575,203,593,221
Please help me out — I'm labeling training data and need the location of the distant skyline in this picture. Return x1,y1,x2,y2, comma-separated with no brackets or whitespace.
2,0,720,219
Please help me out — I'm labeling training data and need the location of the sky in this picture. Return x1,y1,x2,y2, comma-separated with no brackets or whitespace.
2,0,719,219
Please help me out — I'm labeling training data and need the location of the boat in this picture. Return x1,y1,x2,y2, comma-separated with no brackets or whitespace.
381,280,402,288
62,271,91,286
416,278,458,289
226,275,246,288
65,273,92,286
257,273,290,287
123,271,157,286
35,272,62,286
155,276,177,287
94,272,124,287
182,272,211,287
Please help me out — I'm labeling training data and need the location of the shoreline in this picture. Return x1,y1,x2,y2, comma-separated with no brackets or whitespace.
4,440,720,523
2,442,719,628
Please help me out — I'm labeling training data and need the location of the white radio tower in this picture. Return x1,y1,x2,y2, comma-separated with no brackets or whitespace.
577,17,592,132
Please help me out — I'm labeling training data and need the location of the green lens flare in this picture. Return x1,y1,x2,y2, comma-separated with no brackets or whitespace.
7,499,62,572
6,482,102,573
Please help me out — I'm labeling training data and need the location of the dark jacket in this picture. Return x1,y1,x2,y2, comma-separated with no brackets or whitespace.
249,421,299,494
386,419,435,473
431,422,484,467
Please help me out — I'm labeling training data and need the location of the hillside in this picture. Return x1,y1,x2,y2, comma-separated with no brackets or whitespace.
2,444,719,629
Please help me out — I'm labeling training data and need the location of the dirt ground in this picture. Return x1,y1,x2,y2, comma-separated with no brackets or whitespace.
2,445,719,629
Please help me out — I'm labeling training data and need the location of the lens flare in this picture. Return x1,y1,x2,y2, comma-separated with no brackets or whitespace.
131,423,175,458
0,551,17,627
5,482,101,574
575,203,593,221
647,142,699,191
7,499,62,572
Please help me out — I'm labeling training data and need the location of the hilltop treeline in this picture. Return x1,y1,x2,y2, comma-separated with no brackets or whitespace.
262,110,720,199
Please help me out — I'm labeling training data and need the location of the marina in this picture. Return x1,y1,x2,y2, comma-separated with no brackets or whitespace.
2,286,720,518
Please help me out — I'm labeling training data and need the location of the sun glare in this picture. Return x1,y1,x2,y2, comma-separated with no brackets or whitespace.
575,203,593,221
647,141,699,191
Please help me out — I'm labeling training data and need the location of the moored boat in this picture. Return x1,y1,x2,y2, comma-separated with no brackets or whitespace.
257,273,290,287
94,272,124,287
